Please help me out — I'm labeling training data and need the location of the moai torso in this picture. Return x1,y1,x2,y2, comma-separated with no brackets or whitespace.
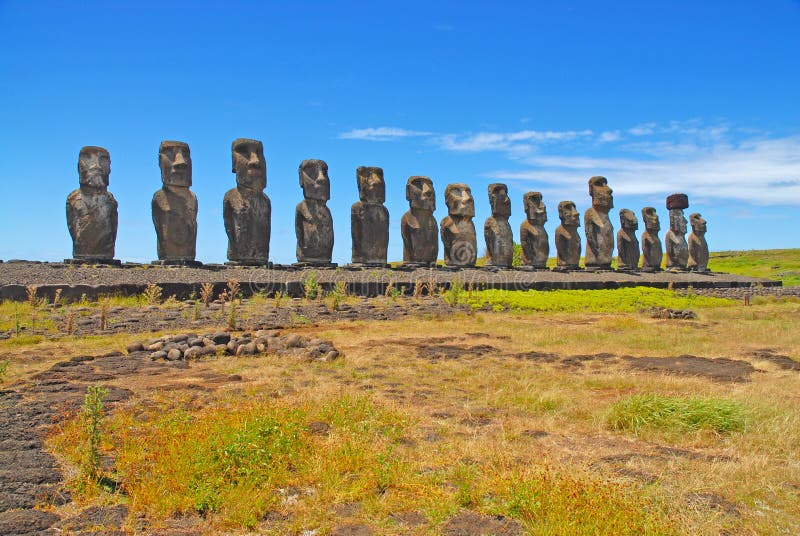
67,146,118,260
401,176,438,264
520,192,548,268
224,189,271,263
688,213,709,272
153,141,198,262
441,183,477,266
224,138,271,263
616,209,640,270
67,189,118,259
152,187,198,260
584,176,614,268
351,166,389,265
295,159,334,264
484,183,513,268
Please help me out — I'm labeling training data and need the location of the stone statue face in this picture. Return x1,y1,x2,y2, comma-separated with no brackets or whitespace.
620,209,638,231
159,141,192,187
357,167,385,204
524,192,547,225
558,201,580,227
488,183,511,218
299,159,330,201
642,207,660,233
445,183,475,217
669,210,687,234
406,176,435,211
588,176,613,211
78,146,110,190
690,213,707,234
232,138,266,191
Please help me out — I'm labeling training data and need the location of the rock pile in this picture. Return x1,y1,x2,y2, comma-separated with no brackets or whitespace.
128,330,339,362
648,307,697,320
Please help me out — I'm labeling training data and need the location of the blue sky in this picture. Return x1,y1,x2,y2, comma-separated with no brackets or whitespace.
1,1,799,264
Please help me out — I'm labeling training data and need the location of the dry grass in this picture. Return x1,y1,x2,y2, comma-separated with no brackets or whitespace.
36,299,800,534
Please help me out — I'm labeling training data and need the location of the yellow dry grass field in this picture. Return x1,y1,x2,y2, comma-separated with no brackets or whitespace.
2,291,799,535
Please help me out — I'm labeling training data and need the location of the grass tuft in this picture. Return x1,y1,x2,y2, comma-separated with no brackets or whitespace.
607,394,747,436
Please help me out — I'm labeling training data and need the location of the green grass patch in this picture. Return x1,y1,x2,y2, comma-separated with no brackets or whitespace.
607,394,747,436
468,287,732,313
709,249,800,286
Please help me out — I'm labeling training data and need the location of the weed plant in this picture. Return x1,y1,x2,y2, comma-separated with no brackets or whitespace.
0,360,8,382
81,385,108,481
303,272,320,301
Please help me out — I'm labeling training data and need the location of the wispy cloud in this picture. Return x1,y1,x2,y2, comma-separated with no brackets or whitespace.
435,129,594,155
491,136,800,205
338,127,432,141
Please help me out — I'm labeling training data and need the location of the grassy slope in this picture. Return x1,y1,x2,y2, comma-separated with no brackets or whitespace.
709,249,800,286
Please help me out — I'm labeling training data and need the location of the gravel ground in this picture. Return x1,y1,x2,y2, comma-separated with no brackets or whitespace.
0,261,779,301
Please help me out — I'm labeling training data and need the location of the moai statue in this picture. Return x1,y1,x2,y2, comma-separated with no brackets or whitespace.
66,146,119,265
555,201,581,270
640,207,663,271
484,183,513,268
584,176,614,270
223,138,271,265
688,213,709,272
351,166,389,266
665,193,689,271
616,209,640,271
152,141,199,265
519,191,549,269
295,159,335,266
401,176,438,266
440,183,477,267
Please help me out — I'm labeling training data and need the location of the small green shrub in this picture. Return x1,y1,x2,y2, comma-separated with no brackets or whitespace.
81,385,108,480
607,394,746,435
303,271,320,300
0,360,9,382
443,277,466,307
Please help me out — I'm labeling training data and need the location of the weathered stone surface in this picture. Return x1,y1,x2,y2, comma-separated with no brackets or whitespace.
401,176,438,265
584,176,614,269
441,183,477,267
640,207,663,271
66,146,118,262
665,194,689,271
351,166,389,265
484,183,513,268
296,159,334,265
152,141,198,263
616,209,640,270
519,191,549,268
688,213,709,272
223,138,270,264
555,201,581,269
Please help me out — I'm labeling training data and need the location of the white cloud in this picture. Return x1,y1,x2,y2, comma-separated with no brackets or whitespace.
435,129,593,154
490,136,800,205
338,127,432,141
599,130,621,143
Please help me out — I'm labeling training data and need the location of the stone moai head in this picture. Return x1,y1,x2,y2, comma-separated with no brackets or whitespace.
406,176,435,211
669,209,687,234
558,201,580,227
299,159,330,201
690,213,707,234
232,138,266,192
357,166,385,204
159,141,192,187
642,207,660,233
588,176,613,212
619,209,638,231
524,191,546,225
488,183,511,218
445,183,475,217
78,146,111,190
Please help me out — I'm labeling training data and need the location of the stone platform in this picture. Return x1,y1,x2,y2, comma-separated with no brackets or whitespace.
0,260,779,302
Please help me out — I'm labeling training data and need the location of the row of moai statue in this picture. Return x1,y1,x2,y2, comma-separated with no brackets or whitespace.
66,142,709,271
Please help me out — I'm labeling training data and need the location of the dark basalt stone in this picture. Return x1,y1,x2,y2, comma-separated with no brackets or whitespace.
441,183,477,267
616,208,640,271
295,159,334,265
484,183,513,268
555,200,581,270
152,141,198,263
584,176,614,269
401,176,438,265
351,166,389,265
519,191,549,268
